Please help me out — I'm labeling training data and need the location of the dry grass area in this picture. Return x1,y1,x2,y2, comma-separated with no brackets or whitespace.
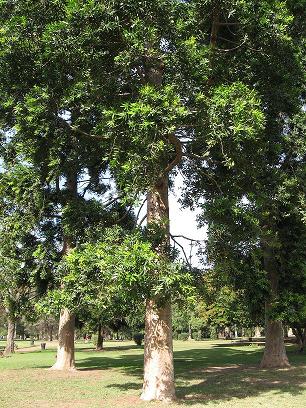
0,340,305,408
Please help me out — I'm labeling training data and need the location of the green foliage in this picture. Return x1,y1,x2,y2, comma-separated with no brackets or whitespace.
195,82,265,169
38,226,195,314
0,0,305,353
105,84,188,193
177,332,189,341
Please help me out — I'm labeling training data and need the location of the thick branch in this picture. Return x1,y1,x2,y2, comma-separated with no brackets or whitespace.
210,7,220,48
207,6,220,87
163,133,183,174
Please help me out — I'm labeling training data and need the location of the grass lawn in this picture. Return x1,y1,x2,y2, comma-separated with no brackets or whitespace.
0,339,305,408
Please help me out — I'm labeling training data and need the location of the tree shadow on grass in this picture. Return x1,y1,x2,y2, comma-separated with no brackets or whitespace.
98,344,143,352
76,352,144,375
30,342,306,405
175,363,306,405
101,346,305,405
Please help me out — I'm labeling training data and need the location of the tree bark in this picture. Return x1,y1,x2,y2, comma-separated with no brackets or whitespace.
51,309,75,370
261,317,289,367
96,323,104,351
3,317,15,356
141,177,175,402
260,244,290,368
142,299,175,401
51,170,77,370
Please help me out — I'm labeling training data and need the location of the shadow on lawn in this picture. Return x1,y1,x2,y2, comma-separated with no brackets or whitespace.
75,345,306,405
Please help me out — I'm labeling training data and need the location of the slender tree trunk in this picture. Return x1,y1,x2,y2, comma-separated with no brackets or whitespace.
49,327,53,342
141,177,175,402
293,327,306,353
225,326,230,340
3,317,15,356
255,326,262,338
260,245,290,368
96,323,104,351
51,170,77,370
288,328,294,337
51,309,75,370
188,323,192,340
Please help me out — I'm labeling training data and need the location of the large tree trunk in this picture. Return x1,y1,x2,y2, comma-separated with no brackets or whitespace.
51,170,77,370
142,299,175,401
261,317,289,367
260,244,290,368
3,317,15,356
51,309,75,370
141,177,175,402
96,323,104,351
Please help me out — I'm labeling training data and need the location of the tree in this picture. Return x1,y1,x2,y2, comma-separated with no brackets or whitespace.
182,0,304,368
88,1,262,399
1,0,304,397
0,165,49,355
0,0,133,369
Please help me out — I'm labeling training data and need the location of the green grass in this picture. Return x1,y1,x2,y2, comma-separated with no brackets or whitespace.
0,340,305,408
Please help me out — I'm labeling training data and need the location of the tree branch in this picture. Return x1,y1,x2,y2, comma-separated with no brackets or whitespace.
216,21,239,26
134,197,147,226
172,234,205,243
163,133,183,174
210,7,220,48
183,151,210,161
216,37,247,52
116,204,134,224
138,213,147,226
170,234,192,269
103,194,124,208
56,116,107,141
